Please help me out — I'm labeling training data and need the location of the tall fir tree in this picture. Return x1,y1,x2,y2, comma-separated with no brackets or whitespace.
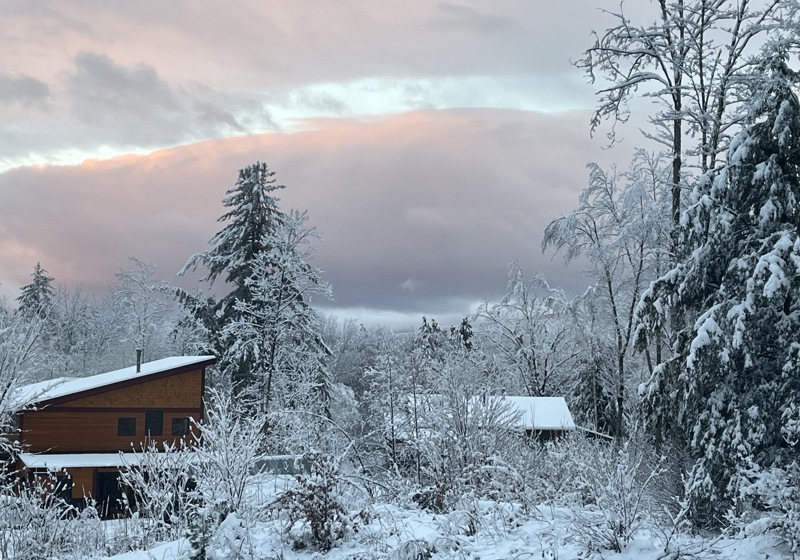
16,262,55,319
180,162,288,384
637,56,800,525
179,162,331,419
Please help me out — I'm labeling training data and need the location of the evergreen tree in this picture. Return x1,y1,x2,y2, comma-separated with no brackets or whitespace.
179,162,330,418
179,162,288,384
16,262,54,319
638,57,800,525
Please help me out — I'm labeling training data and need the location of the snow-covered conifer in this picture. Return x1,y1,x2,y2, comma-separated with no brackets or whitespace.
638,55,800,525
180,163,331,421
16,262,54,319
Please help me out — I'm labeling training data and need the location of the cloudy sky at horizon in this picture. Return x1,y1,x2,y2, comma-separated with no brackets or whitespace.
0,1,647,329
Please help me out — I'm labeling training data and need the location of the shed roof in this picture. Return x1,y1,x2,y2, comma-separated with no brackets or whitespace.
492,396,575,431
11,355,216,410
400,394,575,431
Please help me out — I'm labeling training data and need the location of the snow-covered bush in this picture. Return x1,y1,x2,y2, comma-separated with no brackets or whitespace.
0,474,77,559
193,389,268,514
458,453,526,506
740,461,800,555
186,499,236,560
118,439,199,546
389,538,436,560
269,453,354,551
522,432,600,506
570,441,662,553
183,388,271,558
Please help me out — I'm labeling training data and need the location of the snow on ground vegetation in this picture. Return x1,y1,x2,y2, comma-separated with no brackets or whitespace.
3,439,794,560
99,505,787,560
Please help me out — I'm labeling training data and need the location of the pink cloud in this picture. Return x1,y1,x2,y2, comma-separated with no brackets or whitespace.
0,108,608,315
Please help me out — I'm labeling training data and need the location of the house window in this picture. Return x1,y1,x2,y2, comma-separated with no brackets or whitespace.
145,409,163,436
172,417,190,436
117,417,136,436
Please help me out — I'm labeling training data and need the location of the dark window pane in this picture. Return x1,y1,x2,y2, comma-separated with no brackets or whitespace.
145,409,163,436
117,417,136,436
172,417,189,436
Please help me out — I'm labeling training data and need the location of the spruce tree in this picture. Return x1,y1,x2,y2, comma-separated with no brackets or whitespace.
638,56,800,525
180,162,288,385
179,162,331,418
16,262,55,319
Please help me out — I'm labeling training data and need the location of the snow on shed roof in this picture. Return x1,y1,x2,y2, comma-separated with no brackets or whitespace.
400,394,575,431
11,355,215,409
492,396,576,431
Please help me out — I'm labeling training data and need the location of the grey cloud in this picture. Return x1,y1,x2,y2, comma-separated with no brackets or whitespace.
432,3,519,35
0,53,276,166
0,84,273,172
192,101,247,134
69,52,181,120
4,0,614,94
0,74,49,105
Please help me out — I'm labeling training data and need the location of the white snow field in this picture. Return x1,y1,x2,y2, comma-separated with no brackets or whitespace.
100,501,786,560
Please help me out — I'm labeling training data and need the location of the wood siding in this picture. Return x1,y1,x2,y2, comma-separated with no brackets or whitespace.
69,467,94,500
58,369,203,409
17,367,205,453
19,409,201,453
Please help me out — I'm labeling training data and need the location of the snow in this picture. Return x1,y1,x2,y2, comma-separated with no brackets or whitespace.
91,500,791,560
11,355,215,409
688,309,721,368
6,454,795,560
8,376,75,409
492,396,576,430
399,395,576,432
18,452,145,471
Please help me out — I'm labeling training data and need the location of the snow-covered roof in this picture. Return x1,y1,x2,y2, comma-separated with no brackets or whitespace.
18,451,203,471
492,396,576,431
10,377,76,409
11,355,215,410
18,452,145,471
398,394,575,431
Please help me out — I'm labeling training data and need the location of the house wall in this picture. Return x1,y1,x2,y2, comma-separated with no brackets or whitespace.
20,409,200,453
18,368,204,453
58,369,202,409
69,467,94,500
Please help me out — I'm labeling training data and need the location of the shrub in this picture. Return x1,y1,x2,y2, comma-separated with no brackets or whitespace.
270,453,351,551
570,442,662,553
740,461,800,555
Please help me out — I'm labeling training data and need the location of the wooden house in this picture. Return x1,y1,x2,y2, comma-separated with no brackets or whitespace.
8,355,215,512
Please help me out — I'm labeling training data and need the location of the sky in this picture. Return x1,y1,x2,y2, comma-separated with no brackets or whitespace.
0,0,642,329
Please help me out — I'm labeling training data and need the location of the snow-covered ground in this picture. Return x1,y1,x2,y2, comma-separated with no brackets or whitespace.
3,467,790,560
99,499,787,560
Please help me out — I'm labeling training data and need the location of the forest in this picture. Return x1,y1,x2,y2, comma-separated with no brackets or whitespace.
2,1,800,559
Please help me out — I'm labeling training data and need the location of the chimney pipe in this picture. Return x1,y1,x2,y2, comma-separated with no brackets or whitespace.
136,349,142,373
